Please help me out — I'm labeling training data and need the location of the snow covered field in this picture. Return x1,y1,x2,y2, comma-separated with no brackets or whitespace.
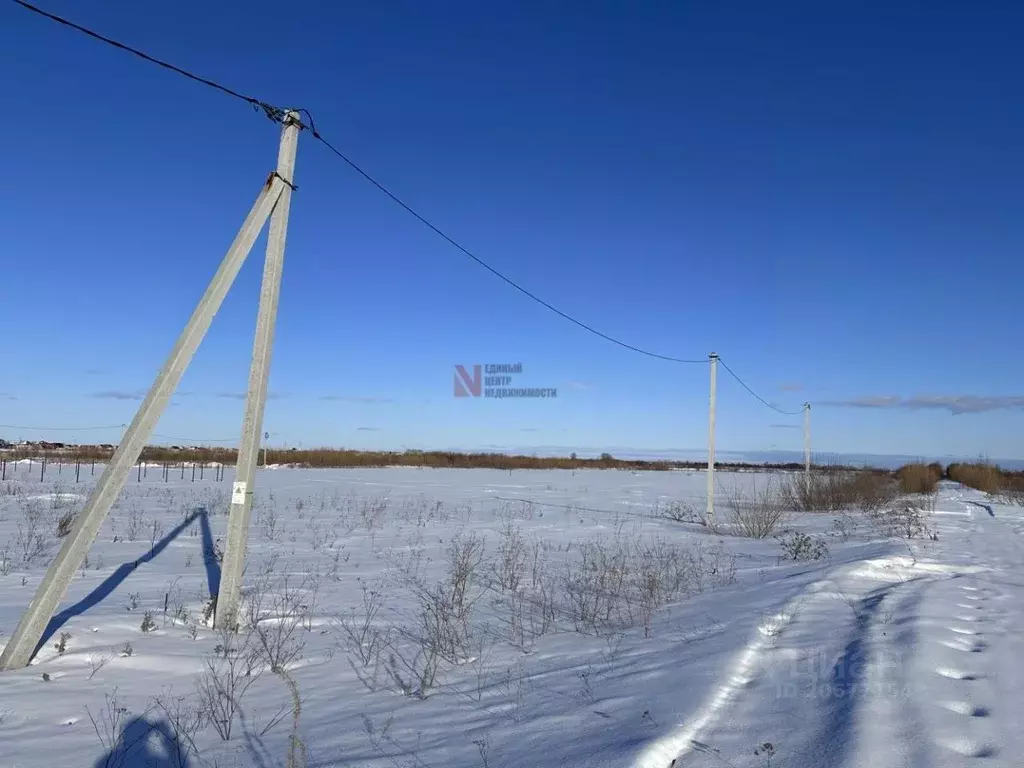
0,465,1022,767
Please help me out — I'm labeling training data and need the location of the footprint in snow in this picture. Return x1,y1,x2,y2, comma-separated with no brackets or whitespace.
936,736,997,758
939,637,987,653
947,626,982,636
935,666,980,681
940,701,990,718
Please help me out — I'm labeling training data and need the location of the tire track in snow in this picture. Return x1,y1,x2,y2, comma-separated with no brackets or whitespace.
633,560,950,768
633,551,990,767
628,603,801,768
633,483,1022,768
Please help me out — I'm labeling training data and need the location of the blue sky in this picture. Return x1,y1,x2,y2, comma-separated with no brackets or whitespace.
2,1,1023,460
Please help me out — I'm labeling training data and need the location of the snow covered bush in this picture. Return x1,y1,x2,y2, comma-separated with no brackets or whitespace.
778,531,829,562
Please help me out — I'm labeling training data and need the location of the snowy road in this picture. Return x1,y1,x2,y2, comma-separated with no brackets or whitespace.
636,482,1024,768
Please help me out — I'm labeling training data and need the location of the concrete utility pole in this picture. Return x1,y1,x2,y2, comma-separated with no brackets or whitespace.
0,119,299,672
217,112,300,630
706,353,718,521
803,402,811,491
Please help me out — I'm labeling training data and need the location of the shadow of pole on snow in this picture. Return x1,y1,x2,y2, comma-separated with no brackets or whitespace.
91,716,191,768
35,508,220,658
965,500,995,517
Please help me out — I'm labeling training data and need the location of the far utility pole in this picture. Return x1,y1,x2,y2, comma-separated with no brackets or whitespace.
803,402,811,490
0,112,302,671
706,353,718,521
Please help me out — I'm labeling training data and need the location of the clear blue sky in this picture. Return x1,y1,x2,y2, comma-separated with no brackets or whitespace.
2,0,1023,460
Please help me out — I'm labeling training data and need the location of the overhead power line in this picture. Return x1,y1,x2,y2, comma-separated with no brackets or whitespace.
718,359,803,416
10,0,292,124
11,0,708,366
10,0,812,414
304,129,708,364
0,423,124,432
152,433,237,444
0,423,237,444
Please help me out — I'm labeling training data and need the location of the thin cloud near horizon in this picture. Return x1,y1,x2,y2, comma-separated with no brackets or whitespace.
817,394,1024,415
320,395,394,403
90,390,145,401
216,391,288,400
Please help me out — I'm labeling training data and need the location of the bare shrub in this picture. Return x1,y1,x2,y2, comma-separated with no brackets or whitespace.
657,500,699,524
564,539,630,632
998,476,1024,506
492,522,527,593
778,531,829,562
16,499,50,565
88,652,113,680
633,542,679,637
520,569,559,645
245,571,309,673
686,540,737,592
123,502,145,542
56,510,76,538
867,505,932,539
781,469,897,514
256,497,280,541
412,577,475,666
87,688,140,768
83,686,207,768
384,643,442,698
140,611,157,633
55,631,71,655
563,535,729,634
359,495,390,530
443,530,485,645
722,479,787,538
948,461,1024,504
388,532,485,696
151,693,207,768
895,463,941,495
195,626,262,741
851,471,901,514
338,577,395,669
948,461,1000,493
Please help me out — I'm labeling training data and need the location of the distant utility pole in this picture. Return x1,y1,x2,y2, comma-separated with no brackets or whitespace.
706,353,718,521
803,402,811,490
217,115,299,629
0,112,302,671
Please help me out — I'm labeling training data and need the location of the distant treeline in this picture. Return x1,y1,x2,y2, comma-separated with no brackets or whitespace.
0,444,866,472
